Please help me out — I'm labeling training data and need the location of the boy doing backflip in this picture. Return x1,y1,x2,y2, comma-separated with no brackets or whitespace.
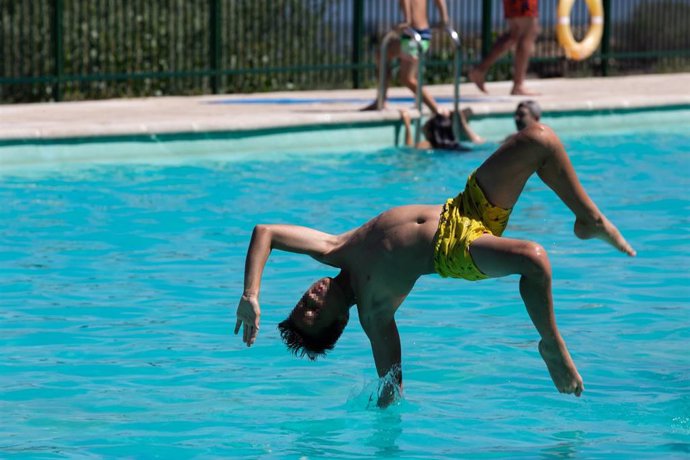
235,123,635,406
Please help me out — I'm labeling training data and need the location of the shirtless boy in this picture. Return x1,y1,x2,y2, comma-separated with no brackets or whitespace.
362,0,451,117
235,123,635,406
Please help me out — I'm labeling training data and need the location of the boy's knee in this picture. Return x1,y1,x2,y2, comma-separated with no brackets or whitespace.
520,242,551,278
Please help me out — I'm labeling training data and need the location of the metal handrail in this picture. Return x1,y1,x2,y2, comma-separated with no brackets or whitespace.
440,25,463,141
377,27,424,145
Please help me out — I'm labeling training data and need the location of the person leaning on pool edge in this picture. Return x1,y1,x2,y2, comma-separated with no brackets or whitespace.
234,122,636,407
399,108,484,151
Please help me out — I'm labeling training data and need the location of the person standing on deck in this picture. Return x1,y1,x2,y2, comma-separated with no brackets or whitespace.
362,0,451,117
469,0,541,96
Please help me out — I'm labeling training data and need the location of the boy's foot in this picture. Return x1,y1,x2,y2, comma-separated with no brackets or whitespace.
538,339,584,397
574,216,637,256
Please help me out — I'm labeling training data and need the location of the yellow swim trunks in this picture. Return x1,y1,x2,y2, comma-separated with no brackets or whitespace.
433,171,512,281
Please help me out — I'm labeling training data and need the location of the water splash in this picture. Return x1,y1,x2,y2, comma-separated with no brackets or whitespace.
345,367,405,411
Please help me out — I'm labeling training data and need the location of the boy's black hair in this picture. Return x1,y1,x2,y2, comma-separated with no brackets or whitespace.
278,311,349,361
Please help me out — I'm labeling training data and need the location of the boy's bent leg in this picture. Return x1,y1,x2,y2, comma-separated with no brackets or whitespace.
469,234,584,396
532,132,635,256
475,126,636,256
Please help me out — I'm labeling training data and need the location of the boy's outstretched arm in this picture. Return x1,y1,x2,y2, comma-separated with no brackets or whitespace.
235,224,339,346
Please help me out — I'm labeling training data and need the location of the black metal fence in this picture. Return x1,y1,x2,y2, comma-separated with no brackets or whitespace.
1,0,689,103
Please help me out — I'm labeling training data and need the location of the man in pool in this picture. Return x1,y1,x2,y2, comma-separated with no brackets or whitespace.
514,100,541,131
234,123,636,406
499,100,543,144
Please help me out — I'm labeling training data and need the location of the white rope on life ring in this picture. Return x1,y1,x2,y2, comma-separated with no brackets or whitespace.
556,0,604,61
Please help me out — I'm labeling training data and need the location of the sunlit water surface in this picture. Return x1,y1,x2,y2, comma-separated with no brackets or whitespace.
1,121,689,458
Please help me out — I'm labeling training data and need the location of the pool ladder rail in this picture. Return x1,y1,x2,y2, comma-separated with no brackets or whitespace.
376,25,463,145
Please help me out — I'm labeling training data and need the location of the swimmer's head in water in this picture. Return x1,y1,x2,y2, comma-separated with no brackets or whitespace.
515,100,542,131
423,114,462,150
278,276,351,360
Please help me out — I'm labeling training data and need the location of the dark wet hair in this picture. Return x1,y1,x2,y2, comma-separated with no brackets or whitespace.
517,100,542,120
422,114,462,150
278,311,349,361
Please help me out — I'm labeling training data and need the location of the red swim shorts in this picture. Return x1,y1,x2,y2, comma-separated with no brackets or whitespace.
503,0,539,18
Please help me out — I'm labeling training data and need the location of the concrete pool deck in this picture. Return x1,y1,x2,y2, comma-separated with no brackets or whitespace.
1,73,689,141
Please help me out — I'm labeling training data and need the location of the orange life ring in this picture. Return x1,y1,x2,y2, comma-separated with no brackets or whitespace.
556,0,604,61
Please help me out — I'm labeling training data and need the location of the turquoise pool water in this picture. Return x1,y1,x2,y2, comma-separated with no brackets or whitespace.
1,119,689,458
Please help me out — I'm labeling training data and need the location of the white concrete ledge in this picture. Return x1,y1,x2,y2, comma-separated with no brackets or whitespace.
1,73,688,141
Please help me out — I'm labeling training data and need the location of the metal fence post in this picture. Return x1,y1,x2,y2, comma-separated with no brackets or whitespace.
481,0,493,60
52,0,64,101
601,0,611,76
209,0,221,94
352,0,364,89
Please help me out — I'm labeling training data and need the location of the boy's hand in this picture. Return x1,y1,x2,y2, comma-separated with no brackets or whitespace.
235,294,261,347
